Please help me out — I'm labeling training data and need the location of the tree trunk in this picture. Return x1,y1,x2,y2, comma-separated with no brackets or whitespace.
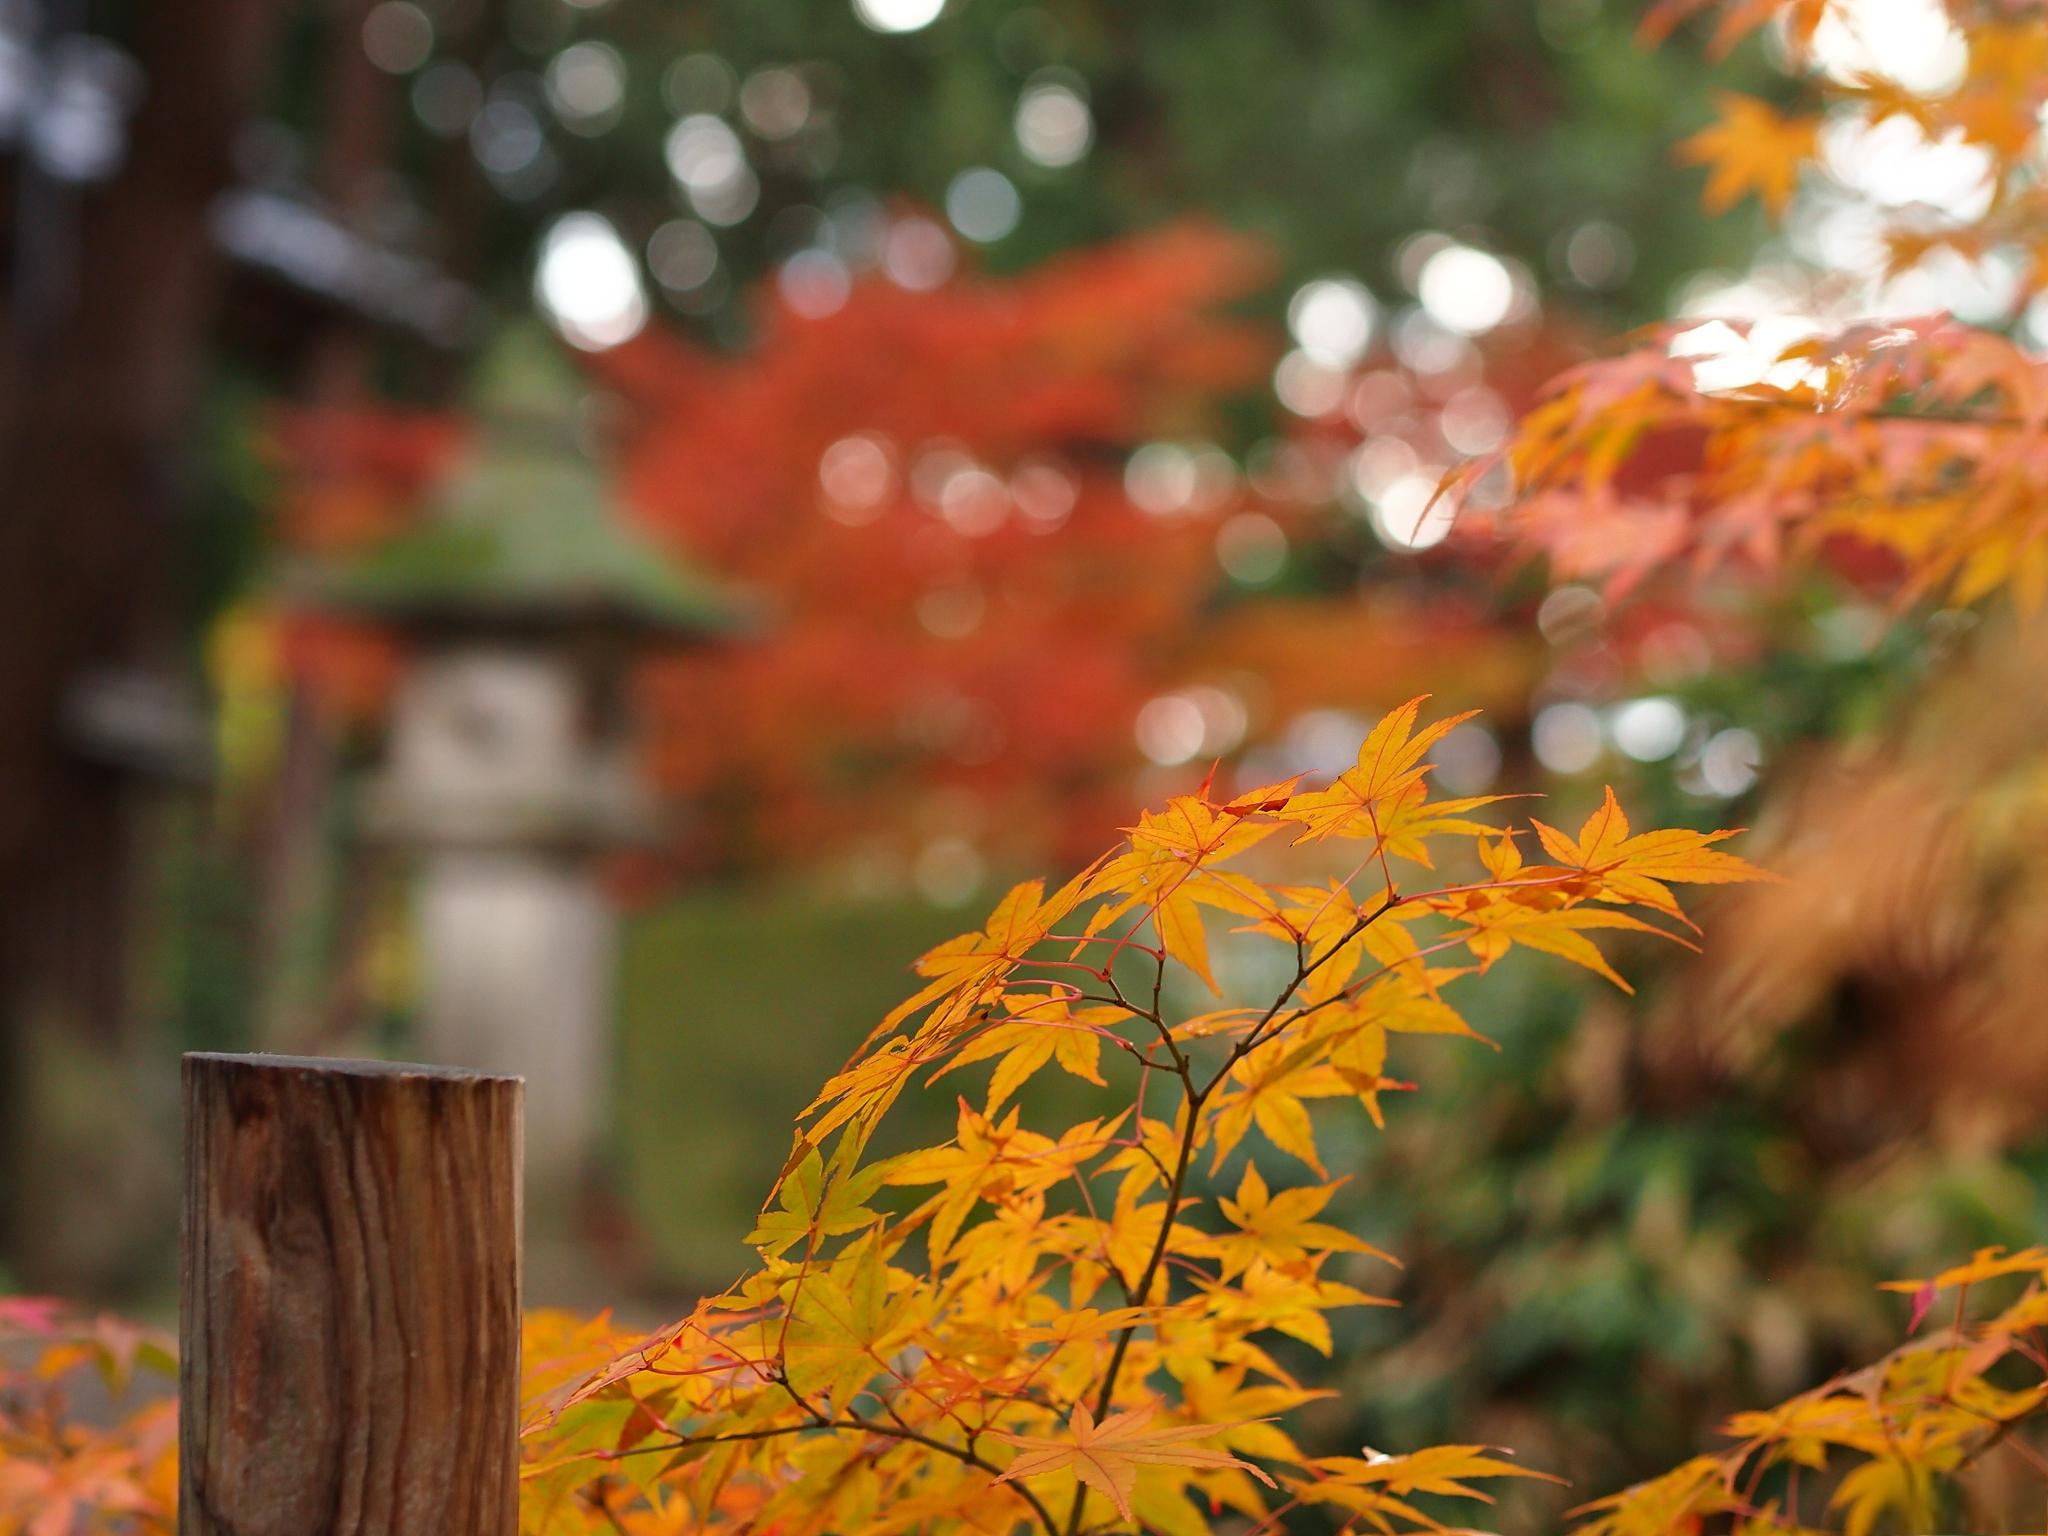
0,0,283,1246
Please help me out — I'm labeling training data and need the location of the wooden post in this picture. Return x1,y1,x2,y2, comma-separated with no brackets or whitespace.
179,1053,523,1535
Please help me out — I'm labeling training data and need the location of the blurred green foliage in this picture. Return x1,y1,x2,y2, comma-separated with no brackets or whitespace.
616,885,967,1286
244,0,1766,380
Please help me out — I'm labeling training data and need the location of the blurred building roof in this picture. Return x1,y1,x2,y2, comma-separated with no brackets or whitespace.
311,328,742,641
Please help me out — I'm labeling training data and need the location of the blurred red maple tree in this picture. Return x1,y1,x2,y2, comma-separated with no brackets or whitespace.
268,221,1540,881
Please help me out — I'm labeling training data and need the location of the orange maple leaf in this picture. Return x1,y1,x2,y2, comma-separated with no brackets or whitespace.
989,1399,1275,1521
1530,784,1772,918
1679,93,1819,214
1879,1245,2048,1296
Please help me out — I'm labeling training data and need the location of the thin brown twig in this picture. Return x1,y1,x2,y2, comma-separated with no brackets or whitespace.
616,1413,1062,1536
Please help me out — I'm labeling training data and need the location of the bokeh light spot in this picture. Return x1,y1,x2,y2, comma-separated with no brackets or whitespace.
780,249,853,318
854,0,946,34
884,216,955,289
535,212,647,350
1273,350,1347,418
1287,277,1378,368
412,62,481,136
545,42,626,134
1532,702,1603,774
1125,443,1197,515
740,67,811,140
1010,461,1077,530
1015,75,1092,168
1610,696,1687,762
1215,513,1288,585
946,168,1021,243
1698,728,1762,797
913,837,983,905
1135,695,1208,766
1432,722,1502,794
1367,471,1454,551
666,114,759,225
818,434,896,523
647,219,718,293
363,1,433,74
1417,243,1516,335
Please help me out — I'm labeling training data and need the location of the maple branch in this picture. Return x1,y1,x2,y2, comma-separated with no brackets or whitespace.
1244,937,1464,1046
582,1481,634,1536
1081,1063,1199,1403
1123,936,1186,1077
1065,1054,1198,1532
1061,890,1404,1536
1082,961,1181,1074
622,1414,1062,1536
1700,389,2043,434
768,1363,831,1428
1204,891,1402,1092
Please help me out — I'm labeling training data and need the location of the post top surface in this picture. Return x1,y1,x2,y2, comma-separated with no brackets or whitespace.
183,1051,524,1086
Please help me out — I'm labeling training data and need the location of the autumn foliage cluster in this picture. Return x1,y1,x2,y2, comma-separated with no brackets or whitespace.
1473,0,2048,610
501,701,1774,1536
602,223,1284,869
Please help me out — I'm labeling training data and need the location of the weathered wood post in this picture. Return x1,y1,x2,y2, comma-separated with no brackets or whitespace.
179,1053,523,1535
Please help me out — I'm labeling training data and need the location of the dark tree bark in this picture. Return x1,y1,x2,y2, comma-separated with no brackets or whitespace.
0,0,284,1246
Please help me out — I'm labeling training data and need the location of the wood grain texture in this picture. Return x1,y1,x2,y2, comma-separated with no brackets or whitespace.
180,1053,523,1535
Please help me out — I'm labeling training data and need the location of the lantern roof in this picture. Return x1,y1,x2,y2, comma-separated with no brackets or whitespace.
308,328,742,641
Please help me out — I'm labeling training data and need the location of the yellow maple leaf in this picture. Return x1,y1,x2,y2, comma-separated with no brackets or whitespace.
1530,784,1771,917
1209,1047,1348,1175
929,996,1110,1112
1275,697,1479,847
1301,1441,1561,1521
1679,93,1819,215
989,1400,1274,1522
1210,1161,1396,1278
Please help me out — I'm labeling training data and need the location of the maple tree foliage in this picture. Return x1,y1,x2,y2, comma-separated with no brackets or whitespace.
1655,613,2048,1149
1458,0,2048,612
0,1300,175,1535
1576,1248,2048,1536
1406,0,2048,1525
1470,312,2048,606
0,1302,705,1535
500,698,1762,1535
599,222,1513,873
604,221,1269,868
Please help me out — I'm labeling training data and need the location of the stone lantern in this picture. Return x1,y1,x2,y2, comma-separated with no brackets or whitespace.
314,331,736,1188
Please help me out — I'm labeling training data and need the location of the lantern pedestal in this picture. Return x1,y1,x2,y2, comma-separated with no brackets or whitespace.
361,642,654,1189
